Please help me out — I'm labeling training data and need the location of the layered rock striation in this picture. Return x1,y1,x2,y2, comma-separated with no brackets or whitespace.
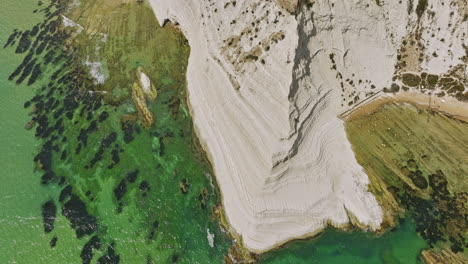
148,0,467,252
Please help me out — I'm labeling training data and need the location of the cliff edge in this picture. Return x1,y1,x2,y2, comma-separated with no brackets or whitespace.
148,0,467,252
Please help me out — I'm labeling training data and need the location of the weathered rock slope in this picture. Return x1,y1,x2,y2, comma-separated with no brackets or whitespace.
148,0,467,252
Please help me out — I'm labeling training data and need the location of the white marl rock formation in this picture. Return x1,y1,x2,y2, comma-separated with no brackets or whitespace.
148,0,468,252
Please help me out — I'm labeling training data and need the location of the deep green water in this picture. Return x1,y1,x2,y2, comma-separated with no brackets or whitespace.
0,0,429,263
259,219,427,264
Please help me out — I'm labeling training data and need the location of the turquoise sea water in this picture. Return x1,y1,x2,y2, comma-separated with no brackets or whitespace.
260,219,427,264
0,0,430,263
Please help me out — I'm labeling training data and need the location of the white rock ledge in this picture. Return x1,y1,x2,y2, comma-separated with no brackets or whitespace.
147,0,467,253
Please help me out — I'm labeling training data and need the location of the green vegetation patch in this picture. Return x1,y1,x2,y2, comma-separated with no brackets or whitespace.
416,0,428,19
426,74,438,87
401,73,421,87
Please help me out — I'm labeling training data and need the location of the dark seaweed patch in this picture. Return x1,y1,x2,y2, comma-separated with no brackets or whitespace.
159,137,165,156
75,143,82,155
60,149,67,160
98,111,109,122
114,179,127,201
198,188,209,209
50,236,58,248
41,171,55,185
179,178,189,194
108,143,122,169
81,235,102,264
88,132,117,168
35,36,49,55
395,169,468,251
53,106,64,119
62,194,98,238
139,180,150,197
148,220,159,240
9,63,25,81
59,185,73,202
35,114,53,139
146,256,153,264
97,243,120,264
117,202,123,214
108,147,120,169
3,31,19,48
9,50,34,80
41,200,56,233
121,120,135,144
15,30,31,53
27,63,42,85
126,170,139,183
77,120,98,147
139,180,150,191
35,140,55,184
15,58,37,84
171,254,179,263
63,94,80,112
57,177,66,187
30,25,40,37
43,49,56,64
428,170,449,198
407,170,428,189
152,220,159,229
148,230,156,240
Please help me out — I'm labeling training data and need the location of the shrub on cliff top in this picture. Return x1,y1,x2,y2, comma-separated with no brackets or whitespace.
402,73,421,87
416,0,428,18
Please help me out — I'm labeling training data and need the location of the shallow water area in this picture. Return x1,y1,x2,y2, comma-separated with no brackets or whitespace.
0,0,232,262
260,218,427,264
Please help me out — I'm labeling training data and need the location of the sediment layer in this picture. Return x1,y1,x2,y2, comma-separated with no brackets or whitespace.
148,0,467,252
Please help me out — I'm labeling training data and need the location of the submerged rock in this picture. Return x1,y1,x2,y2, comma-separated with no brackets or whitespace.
50,236,58,248
62,195,97,238
41,200,56,233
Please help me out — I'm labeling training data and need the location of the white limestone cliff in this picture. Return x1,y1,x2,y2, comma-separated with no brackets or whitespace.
148,0,468,252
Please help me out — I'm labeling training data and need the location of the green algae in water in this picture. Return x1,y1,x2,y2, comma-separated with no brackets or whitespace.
260,219,427,264
1,0,233,262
